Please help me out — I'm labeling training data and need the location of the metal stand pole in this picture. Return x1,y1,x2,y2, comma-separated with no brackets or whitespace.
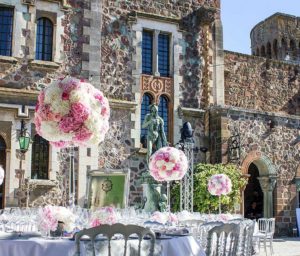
180,142,194,212
167,181,170,213
69,146,75,207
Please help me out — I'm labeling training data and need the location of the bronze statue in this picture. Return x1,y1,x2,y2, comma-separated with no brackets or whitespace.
142,104,167,162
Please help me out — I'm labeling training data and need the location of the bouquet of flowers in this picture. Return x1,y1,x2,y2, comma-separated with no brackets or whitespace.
90,207,117,227
149,147,188,182
207,174,232,196
151,211,178,224
38,206,76,233
34,77,110,147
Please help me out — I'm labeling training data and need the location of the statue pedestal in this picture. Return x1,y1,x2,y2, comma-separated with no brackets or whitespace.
141,172,166,212
142,183,161,212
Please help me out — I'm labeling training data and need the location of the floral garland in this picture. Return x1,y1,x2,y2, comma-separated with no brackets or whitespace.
207,174,232,196
34,77,110,147
38,206,76,233
149,147,188,182
90,207,117,227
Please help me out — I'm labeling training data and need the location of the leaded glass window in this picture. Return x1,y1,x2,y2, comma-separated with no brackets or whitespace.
31,134,49,179
158,95,169,139
142,31,153,75
140,93,153,147
0,7,13,56
36,17,53,61
158,33,170,77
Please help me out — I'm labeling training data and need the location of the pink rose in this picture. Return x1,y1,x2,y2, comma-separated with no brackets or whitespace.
71,102,90,123
61,91,69,100
59,115,81,133
74,126,92,143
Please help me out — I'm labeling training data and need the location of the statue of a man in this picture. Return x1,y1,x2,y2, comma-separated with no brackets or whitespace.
142,104,167,162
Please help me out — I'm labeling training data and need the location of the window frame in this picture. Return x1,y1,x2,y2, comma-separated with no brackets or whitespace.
31,134,50,180
0,6,14,57
35,16,54,61
141,28,172,78
140,92,154,148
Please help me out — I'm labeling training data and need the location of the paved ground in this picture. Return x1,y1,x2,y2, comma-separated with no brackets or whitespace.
256,237,300,256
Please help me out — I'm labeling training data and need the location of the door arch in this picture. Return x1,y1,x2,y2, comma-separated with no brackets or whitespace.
244,163,264,219
241,151,277,218
0,136,6,209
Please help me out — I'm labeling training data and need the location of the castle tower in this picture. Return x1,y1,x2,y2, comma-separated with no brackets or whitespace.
250,12,300,62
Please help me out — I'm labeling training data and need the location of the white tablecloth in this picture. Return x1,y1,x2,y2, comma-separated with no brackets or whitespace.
0,235,205,256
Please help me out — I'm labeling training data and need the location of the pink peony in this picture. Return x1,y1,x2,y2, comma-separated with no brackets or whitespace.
58,115,81,133
71,102,90,123
74,126,92,143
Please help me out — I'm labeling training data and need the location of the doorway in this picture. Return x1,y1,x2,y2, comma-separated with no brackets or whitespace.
0,136,6,209
244,163,264,219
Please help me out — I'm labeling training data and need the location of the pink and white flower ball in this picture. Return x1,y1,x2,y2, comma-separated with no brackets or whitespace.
0,166,4,186
34,77,110,147
90,207,117,227
207,174,232,196
149,146,188,182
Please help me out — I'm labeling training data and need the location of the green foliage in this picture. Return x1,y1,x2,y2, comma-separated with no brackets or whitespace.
171,163,247,213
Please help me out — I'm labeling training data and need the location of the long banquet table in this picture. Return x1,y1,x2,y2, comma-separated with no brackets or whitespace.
0,232,205,256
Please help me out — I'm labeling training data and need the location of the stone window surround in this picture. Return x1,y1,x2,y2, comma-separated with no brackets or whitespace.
0,0,64,63
131,17,183,149
34,1,64,63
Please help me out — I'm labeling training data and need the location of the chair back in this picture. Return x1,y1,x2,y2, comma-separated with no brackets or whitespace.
238,219,255,256
198,221,223,251
258,218,275,235
206,223,240,256
75,223,156,256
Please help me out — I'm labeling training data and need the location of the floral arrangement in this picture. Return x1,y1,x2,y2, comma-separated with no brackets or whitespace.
38,206,76,233
207,174,232,196
151,211,178,224
0,166,4,185
34,77,110,147
149,147,188,182
90,207,117,227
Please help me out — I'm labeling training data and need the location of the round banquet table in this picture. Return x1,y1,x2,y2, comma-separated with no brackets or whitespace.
0,233,206,256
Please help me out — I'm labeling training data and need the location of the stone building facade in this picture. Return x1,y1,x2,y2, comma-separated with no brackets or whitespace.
0,0,299,235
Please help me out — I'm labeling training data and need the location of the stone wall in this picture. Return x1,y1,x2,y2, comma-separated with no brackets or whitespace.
224,51,300,115
213,106,300,234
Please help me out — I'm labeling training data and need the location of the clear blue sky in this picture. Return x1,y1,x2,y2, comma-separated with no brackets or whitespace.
221,0,300,54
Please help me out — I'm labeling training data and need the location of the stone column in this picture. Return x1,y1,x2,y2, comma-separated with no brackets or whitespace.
153,30,160,77
258,175,277,218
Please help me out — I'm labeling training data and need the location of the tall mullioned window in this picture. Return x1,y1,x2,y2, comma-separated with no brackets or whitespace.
158,34,170,77
36,17,53,61
142,31,153,75
140,93,153,147
142,30,170,77
158,95,169,139
0,7,14,56
31,134,49,179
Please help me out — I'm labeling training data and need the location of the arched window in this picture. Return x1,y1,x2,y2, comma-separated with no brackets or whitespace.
140,93,153,147
290,39,296,60
158,95,169,140
36,17,53,61
260,45,266,57
266,42,272,59
281,38,287,59
31,134,49,179
273,39,278,59
256,48,260,56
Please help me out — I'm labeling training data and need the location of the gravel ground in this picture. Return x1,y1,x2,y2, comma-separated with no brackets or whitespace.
256,237,300,256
